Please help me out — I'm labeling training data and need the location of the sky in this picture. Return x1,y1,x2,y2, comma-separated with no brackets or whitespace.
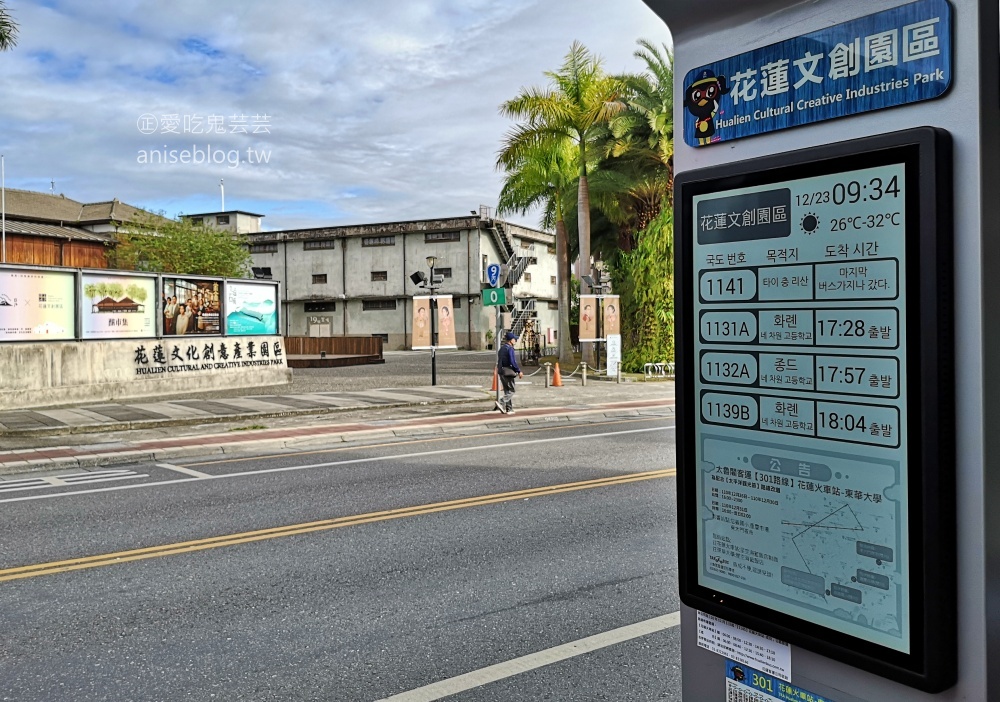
0,0,671,232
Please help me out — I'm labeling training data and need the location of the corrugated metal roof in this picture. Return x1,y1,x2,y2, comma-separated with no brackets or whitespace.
0,220,113,242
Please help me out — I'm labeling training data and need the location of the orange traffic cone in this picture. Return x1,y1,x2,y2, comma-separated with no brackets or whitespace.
552,363,563,387
491,367,498,392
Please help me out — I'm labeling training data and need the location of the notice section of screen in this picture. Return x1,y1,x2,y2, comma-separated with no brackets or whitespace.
692,162,910,654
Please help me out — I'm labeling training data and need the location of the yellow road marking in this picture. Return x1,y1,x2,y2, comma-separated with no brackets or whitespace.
186,414,675,467
0,468,676,583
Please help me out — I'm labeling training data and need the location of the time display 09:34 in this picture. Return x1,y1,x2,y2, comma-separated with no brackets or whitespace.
795,175,901,207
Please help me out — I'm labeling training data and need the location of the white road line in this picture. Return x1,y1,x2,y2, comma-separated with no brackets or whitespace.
0,473,147,494
379,611,681,701
0,425,675,504
156,463,212,479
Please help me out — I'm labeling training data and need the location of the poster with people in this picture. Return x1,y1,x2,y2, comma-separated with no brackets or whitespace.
225,281,278,335
412,296,432,349
0,269,75,341
602,295,621,336
579,294,599,342
436,294,457,349
162,277,222,335
81,273,156,339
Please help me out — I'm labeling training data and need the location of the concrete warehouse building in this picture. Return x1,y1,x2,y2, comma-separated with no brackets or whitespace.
241,207,560,350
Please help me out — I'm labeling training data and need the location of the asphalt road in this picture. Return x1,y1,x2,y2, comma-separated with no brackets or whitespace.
0,414,679,701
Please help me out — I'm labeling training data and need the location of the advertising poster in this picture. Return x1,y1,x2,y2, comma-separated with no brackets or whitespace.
0,269,75,341
163,277,221,335
412,296,432,349
436,294,458,349
603,295,621,336
579,294,599,342
225,281,278,336
81,273,156,339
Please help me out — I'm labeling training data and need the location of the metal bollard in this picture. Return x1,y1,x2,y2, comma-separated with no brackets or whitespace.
582,362,588,387
544,362,552,388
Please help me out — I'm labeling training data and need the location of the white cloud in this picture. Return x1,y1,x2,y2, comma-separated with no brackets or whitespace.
0,0,672,231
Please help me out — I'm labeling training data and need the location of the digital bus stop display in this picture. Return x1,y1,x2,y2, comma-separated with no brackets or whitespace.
693,161,911,652
675,129,955,690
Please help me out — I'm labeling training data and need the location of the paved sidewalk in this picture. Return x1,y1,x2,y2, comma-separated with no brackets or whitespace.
0,373,675,475
0,396,674,475
0,386,490,436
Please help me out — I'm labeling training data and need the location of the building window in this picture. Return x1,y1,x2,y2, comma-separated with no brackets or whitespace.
362,235,395,247
437,267,452,279
548,301,559,310
453,297,462,309
550,275,557,285
523,272,532,282
304,301,336,312
304,240,337,250
425,231,461,243
312,274,327,285
189,217,204,226
371,271,388,281
217,215,230,225
363,299,397,311
372,333,389,343
249,243,278,253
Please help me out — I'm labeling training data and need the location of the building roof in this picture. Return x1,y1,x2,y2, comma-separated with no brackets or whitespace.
0,219,113,242
183,210,265,218
1,188,154,226
246,214,553,244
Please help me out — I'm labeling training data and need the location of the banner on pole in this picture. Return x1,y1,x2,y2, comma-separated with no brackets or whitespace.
579,294,599,342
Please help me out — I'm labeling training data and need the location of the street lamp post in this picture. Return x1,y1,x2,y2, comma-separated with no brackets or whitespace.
410,256,443,385
427,255,438,386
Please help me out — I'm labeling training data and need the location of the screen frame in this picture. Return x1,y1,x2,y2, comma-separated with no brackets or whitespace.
674,127,955,692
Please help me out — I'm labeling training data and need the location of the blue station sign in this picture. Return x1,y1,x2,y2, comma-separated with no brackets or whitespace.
682,0,952,147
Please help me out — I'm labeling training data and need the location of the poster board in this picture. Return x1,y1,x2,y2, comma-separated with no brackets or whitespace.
81,272,156,339
603,295,621,336
579,294,599,342
412,296,432,349
674,128,955,690
163,277,222,336
0,268,75,341
436,294,458,349
225,281,278,335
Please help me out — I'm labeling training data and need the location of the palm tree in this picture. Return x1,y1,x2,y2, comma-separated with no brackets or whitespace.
496,137,577,366
0,1,18,52
598,40,675,250
499,41,627,363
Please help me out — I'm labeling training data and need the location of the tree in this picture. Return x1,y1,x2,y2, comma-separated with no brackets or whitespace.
108,213,251,278
499,41,627,363
597,40,675,250
610,207,674,370
496,136,577,366
0,1,18,52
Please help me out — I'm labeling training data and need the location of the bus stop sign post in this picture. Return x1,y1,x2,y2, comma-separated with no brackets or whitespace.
638,0,1000,698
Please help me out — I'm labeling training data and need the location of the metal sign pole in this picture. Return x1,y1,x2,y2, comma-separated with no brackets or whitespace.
495,305,502,403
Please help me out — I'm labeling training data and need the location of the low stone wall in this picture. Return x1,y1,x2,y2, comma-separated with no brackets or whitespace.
0,336,291,410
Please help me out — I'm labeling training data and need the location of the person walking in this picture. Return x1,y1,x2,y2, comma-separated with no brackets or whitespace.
496,331,523,414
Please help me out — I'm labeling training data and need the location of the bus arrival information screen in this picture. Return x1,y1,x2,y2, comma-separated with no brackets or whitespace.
692,163,910,653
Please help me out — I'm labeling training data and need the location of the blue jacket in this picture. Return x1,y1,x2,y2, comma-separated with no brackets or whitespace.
498,343,521,374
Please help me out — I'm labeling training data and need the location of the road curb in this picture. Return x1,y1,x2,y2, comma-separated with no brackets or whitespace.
0,401,675,476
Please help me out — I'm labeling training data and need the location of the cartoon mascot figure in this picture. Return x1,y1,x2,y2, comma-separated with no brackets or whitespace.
684,69,730,145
